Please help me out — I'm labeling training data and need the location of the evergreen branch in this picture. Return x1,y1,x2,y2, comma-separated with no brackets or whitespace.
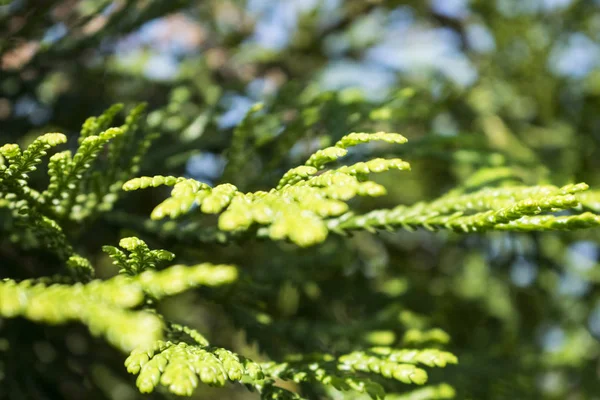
124,132,411,246
305,132,407,169
125,340,263,396
122,175,186,190
0,133,67,181
103,236,175,275
493,212,600,231
80,103,124,142
0,260,238,353
21,212,73,259
327,182,600,234
168,323,210,347
260,347,456,400
136,263,238,300
0,278,162,352
106,104,144,176
4,105,155,228
42,127,124,218
350,348,458,368
262,357,387,400
125,132,600,247
92,103,159,216
0,135,67,212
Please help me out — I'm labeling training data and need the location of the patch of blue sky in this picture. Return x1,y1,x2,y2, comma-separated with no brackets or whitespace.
497,0,575,16
246,77,278,100
101,1,118,16
217,94,255,129
558,272,591,298
14,95,51,126
143,53,179,81
539,325,565,353
566,241,598,272
318,60,397,101
247,0,342,50
366,26,478,87
549,33,600,79
430,0,470,19
136,18,199,56
510,257,538,288
249,0,314,50
541,0,574,11
466,24,496,53
42,23,67,45
589,302,600,338
186,152,226,185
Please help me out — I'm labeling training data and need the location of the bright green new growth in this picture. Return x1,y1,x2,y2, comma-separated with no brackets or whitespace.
124,340,458,399
80,103,125,142
1,133,67,180
124,133,600,248
103,236,176,275
123,132,411,246
0,261,238,352
41,127,125,218
328,182,600,234
0,275,158,352
0,133,67,211
125,340,263,396
304,132,408,169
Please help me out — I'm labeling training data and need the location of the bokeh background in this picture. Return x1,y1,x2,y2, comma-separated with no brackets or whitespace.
2,0,600,399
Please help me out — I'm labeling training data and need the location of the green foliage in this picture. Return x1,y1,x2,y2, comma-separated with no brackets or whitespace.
3,2,600,398
4,114,600,399
124,136,600,250
0,275,162,352
0,261,238,352
125,340,263,396
329,182,600,234
103,236,175,275
124,132,411,246
0,126,465,399
0,105,155,277
261,347,457,400
42,127,124,218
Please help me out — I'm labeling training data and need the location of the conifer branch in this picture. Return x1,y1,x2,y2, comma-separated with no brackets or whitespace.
328,182,599,234
125,340,264,396
124,132,412,246
125,133,600,247
0,260,238,352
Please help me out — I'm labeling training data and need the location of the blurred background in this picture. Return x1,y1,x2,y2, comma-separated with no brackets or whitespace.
2,0,600,399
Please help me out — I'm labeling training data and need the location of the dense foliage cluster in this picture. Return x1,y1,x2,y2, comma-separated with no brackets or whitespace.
2,1,600,399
